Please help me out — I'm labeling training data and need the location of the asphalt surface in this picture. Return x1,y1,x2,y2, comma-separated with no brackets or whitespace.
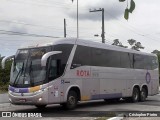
0,93,160,120
0,93,9,103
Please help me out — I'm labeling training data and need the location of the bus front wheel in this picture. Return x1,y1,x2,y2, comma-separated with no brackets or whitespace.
63,91,78,110
131,87,140,103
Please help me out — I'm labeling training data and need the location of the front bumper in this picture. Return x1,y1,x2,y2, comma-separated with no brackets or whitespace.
8,89,48,105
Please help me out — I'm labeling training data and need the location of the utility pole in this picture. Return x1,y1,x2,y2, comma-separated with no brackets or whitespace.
72,0,79,38
77,0,79,38
90,8,105,43
64,18,66,38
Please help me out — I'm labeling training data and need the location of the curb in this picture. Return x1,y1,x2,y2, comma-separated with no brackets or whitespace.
107,117,124,120
0,103,11,108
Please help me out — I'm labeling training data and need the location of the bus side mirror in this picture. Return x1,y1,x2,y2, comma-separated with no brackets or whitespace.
1,55,15,69
41,51,62,67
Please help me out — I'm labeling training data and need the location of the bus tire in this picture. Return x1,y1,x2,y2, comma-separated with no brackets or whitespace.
64,91,78,110
131,87,140,103
35,105,46,109
140,87,147,102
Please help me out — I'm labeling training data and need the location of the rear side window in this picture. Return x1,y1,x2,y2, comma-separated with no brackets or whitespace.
134,54,145,69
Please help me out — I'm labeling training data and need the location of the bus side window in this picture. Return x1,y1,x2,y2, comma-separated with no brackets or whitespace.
134,54,145,69
71,45,91,69
151,56,158,70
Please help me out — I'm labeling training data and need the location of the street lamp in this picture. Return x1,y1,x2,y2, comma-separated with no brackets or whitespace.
90,8,105,43
72,0,79,38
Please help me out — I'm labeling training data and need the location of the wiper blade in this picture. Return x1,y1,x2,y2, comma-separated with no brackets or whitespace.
13,62,24,86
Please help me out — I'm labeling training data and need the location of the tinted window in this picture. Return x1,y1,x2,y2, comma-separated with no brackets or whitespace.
134,54,145,69
120,52,131,68
71,45,157,70
144,56,152,70
91,48,121,67
153,56,158,69
133,54,158,70
91,48,105,67
52,44,73,68
48,44,73,81
71,45,91,69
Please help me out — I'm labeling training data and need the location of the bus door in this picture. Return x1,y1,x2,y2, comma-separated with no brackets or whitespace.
47,57,63,103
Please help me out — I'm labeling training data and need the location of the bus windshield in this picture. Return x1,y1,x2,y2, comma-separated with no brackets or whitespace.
10,47,49,87
10,44,73,88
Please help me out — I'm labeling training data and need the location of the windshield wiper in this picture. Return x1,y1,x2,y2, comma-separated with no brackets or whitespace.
13,62,24,86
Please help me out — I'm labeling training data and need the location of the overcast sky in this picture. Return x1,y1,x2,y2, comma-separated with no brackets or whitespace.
0,0,160,56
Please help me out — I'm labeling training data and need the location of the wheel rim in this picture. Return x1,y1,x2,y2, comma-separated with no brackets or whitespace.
141,90,146,100
68,96,75,105
133,90,138,101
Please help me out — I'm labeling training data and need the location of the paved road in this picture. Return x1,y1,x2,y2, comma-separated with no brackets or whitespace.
0,93,160,120
0,93,9,103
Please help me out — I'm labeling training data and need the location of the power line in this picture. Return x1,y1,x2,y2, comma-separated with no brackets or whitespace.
0,29,61,38
2,0,160,45
0,19,64,31
5,0,73,9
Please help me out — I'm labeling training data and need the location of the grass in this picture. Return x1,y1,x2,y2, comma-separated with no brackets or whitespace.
0,85,8,94
0,89,8,94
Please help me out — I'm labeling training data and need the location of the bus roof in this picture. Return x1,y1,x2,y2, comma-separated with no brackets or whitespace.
19,38,156,57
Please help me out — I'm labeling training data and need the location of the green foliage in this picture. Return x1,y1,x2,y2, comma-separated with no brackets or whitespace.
129,0,135,13
0,58,12,92
152,50,160,83
120,0,136,20
128,39,144,51
112,39,128,48
112,39,144,51
124,8,129,20
152,50,160,68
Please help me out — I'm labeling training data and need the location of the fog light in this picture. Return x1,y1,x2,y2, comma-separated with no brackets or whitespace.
38,97,42,102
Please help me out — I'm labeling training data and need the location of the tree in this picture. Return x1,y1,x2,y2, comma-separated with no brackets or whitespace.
152,50,160,83
112,39,128,48
152,50,160,54
119,0,136,20
0,58,12,91
128,39,144,51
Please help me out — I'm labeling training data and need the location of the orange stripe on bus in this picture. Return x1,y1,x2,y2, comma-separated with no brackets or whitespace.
29,86,40,92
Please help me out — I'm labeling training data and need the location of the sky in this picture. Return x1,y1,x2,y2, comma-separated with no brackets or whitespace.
0,0,160,56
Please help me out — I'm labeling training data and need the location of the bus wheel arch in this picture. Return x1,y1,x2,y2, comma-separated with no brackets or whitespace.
63,86,81,110
69,87,81,101
140,85,148,102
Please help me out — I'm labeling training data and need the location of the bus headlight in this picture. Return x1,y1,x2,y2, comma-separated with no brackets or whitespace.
35,89,43,94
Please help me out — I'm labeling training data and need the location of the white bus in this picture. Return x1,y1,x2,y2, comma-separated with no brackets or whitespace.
2,38,159,109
